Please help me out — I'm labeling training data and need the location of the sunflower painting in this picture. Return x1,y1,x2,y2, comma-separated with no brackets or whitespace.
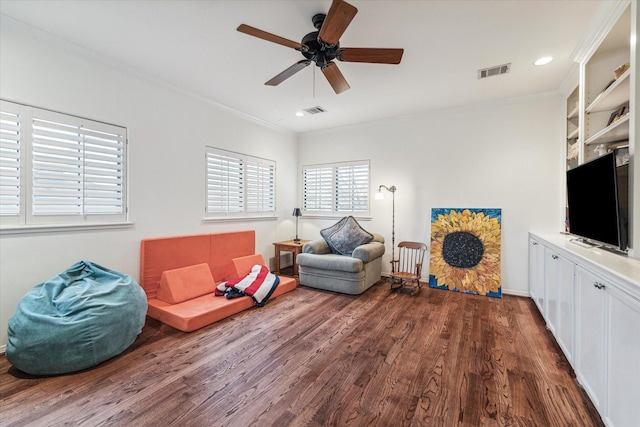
429,208,502,298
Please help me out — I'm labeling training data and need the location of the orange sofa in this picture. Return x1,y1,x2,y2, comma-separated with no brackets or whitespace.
139,230,296,332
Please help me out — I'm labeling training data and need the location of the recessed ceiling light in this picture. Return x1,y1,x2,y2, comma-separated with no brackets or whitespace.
534,56,553,66
295,111,304,117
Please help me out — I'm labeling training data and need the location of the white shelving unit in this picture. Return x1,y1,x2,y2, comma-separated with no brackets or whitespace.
582,6,631,164
565,86,580,171
585,112,630,146
585,68,630,114
566,1,637,255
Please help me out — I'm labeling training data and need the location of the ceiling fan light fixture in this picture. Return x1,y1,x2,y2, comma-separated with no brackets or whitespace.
236,0,403,95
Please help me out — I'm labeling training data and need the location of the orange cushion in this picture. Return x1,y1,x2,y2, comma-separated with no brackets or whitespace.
139,231,255,299
156,263,215,304
232,254,267,277
146,275,298,332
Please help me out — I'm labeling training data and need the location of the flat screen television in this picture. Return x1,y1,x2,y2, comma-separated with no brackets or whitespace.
566,151,628,252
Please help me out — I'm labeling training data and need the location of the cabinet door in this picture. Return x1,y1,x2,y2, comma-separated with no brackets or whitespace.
544,248,559,333
529,239,545,314
556,255,575,364
575,266,606,411
606,286,640,427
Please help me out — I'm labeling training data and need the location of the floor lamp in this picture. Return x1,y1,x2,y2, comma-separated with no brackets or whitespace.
375,185,397,266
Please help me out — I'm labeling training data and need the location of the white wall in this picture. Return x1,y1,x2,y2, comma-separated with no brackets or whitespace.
0,19,298,348
297,93,564,296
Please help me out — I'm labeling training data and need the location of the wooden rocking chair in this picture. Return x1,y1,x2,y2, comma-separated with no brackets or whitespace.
389,241,428,294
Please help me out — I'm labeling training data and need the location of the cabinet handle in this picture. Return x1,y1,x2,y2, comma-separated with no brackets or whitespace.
593,282,606,290
552,255,559,260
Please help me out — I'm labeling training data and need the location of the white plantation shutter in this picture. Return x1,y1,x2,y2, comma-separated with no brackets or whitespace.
0,104,22,218
32,117,85,215
303,166,333,213
206,147,275,217
246,159,275,213
82,125,125,214
303,160,370,216
0,100,128,228
206,149,244,214
335,162,369,213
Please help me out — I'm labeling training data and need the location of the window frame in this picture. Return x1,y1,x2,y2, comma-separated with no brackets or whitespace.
0,100,129,233
205,146,276,219
302,160,370,217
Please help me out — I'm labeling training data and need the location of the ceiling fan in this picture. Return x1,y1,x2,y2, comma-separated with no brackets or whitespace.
237,0,404,94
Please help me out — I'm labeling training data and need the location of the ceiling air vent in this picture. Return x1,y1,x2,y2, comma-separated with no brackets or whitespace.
304,106,327,115
478,63,511,79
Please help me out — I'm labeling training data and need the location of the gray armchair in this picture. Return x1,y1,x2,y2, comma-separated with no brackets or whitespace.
296,233,385,295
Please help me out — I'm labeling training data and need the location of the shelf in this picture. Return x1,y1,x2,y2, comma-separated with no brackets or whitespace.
567,128,579,140
585,69,630,114
567,105,579,120
584,112,629,145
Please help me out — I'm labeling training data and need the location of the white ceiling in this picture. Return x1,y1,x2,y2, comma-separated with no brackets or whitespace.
0,0,603,134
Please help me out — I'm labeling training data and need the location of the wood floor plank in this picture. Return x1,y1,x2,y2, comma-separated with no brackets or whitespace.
0,282,603,426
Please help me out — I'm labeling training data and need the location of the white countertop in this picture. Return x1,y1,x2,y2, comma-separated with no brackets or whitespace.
530,232,640,298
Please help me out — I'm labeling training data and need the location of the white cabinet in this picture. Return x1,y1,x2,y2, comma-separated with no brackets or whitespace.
605,285,640,427
529,232,640,426
544,247,559,334
544,247,559,333
528,237,545,313
531,241,575,362
555,253,575,362
575,266,607,411
575,264,640,425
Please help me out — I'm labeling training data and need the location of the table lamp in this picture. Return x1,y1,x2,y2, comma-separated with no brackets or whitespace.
292,208,302,243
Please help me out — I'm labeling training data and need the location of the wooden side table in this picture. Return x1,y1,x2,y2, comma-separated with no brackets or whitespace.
273,240,310,276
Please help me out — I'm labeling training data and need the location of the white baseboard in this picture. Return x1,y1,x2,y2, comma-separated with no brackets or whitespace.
381,274,530,298
501,289,530,297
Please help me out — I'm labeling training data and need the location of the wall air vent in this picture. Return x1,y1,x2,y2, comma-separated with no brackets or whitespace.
303,106,327,115
478,63,511,79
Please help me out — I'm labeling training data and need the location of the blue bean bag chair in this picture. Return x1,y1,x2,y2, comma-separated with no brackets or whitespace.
6,260,147,375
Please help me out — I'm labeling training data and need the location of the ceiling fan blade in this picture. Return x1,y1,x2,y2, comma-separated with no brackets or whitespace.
322,63,350,94
237,24,305,50
338,48,404,64
265,60,311,86
318,0,358,46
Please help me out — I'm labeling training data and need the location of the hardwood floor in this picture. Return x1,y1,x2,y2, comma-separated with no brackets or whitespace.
0,282,603,426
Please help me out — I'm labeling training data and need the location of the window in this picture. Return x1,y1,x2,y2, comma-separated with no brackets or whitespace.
0,100,128,229
303,160,370,216
205,147,275,218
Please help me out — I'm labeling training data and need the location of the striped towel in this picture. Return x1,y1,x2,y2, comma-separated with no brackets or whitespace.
215,264,279,306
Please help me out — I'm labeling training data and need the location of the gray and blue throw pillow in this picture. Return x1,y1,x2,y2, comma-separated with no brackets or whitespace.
320,216,373,255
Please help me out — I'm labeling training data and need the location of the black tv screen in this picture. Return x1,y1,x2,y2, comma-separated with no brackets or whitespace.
566,152,627,250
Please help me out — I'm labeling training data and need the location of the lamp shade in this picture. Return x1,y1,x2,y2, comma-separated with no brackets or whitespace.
292,208,302,217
